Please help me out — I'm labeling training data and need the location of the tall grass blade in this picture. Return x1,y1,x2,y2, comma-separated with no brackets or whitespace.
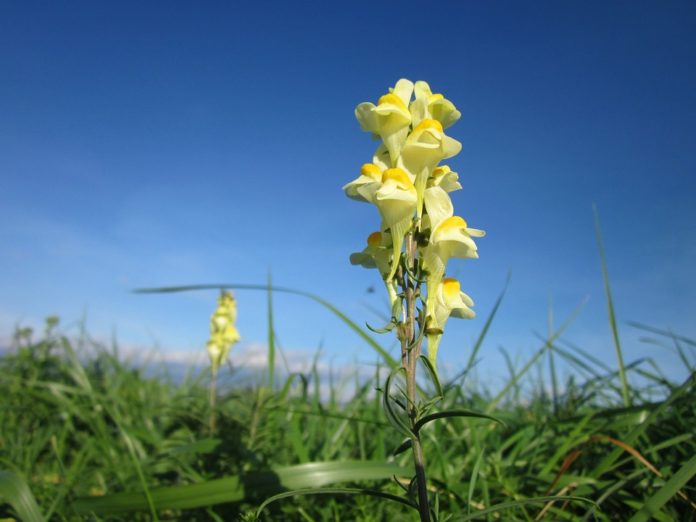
627,321,696,347
134,283,398,368
72,460,409,514
487,299,586,412
450,495,596,521
593,372,694,478
627,453,696,522
267,272,275,389
255,487,418,519
467,451,485,516
593,204,631,407
548,294,559,415
0,470,44,522
445,273,509,389
413,409,503,434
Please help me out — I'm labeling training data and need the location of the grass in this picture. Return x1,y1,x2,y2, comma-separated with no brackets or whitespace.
1,295,694,521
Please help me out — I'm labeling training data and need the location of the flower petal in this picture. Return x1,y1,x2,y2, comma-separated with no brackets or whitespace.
423,186,454,234
355,102,377,132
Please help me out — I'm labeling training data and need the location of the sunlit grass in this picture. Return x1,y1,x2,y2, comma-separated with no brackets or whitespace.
1,292,694,520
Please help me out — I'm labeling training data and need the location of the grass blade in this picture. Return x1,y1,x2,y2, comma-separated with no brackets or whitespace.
450,495,596,521
413,409,503,434
134,283,399,368
593,204,630,407
72,460,410,514
627,453,696,522
267,272,275,389
255,487,418,519
487,297,586,413
0,470,44,522
446,272,509,389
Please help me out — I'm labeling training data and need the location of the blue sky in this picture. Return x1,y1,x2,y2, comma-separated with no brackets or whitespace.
1,1,695,386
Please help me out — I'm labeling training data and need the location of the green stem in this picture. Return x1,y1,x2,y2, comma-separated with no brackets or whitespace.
406,349,430,521
209,370,217,433
402,232,431,522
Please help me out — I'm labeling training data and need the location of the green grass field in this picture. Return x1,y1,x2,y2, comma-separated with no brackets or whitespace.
1,287,695,521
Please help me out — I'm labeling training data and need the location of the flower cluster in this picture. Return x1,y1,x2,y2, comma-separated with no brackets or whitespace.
206,291,240,375
344,79,484,370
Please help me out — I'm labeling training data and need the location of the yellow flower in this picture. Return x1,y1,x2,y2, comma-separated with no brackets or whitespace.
422,185,454,235
410,80,461,130
343,163,383,202
431,278,476,326
207,291,240,374
350,231,398,305
422,216,485,296
374,168,417,225
428,165,462,193
350,231,391,275
426,278,475,369
371,143,392,172
398,119,461,217
374,168,418,280
355,79,414,164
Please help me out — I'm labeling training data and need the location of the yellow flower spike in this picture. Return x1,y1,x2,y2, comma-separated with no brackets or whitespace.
206,291,240,375
343,163,384,202
398,118,461,217
355,79,414,164
426,277,475,370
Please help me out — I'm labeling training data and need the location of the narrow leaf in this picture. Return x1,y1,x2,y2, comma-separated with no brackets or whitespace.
255,487,417,519
0,470,44,522
413,409,503,435
627,453,696,522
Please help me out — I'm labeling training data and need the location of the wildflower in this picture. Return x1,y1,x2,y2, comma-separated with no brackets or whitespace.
343,163,383,202
426,278,475,367
427,165,462,193
355,79,414,164
207,291,240,374
373,168,418,280
350,231,398,305
410,80,461,129
347,78,485,372
398,119,461,217
422,216,484,290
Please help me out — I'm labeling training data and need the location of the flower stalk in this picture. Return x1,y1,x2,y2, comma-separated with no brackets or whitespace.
206,291,240,432
345,79,485,520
